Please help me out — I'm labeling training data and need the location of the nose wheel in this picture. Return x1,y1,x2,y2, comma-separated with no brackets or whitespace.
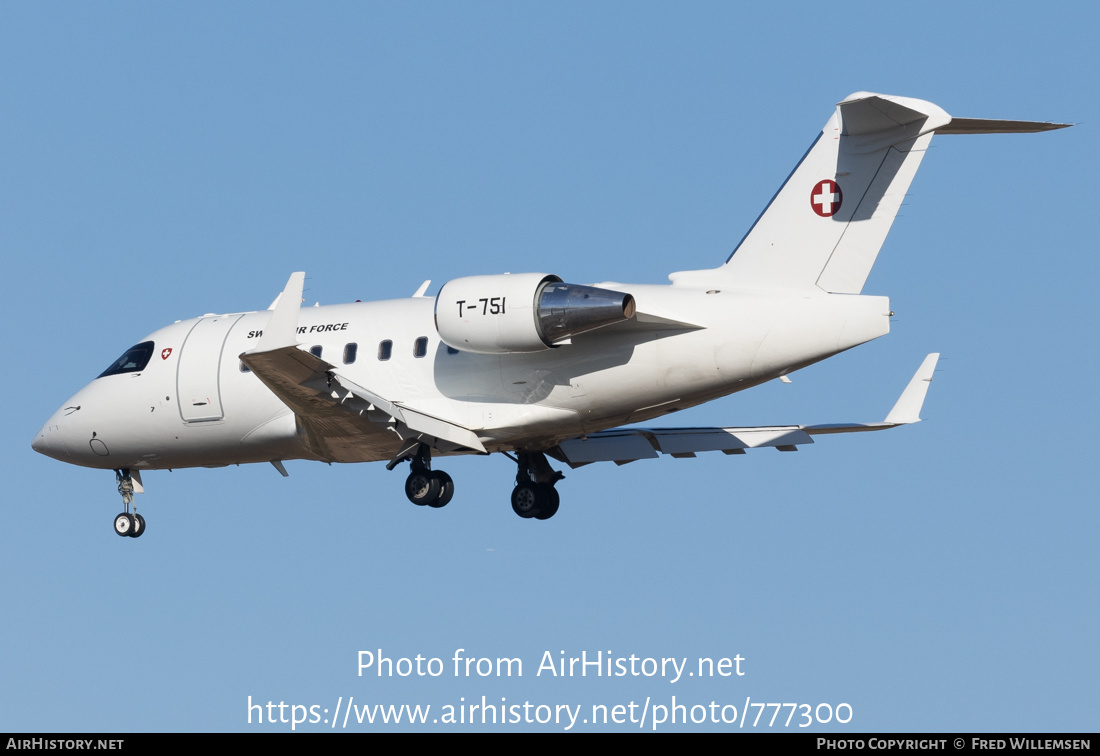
114,512,135,536
113,469,145,538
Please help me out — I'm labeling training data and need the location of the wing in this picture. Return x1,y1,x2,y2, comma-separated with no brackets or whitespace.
240,272,486,464
549,353,939,467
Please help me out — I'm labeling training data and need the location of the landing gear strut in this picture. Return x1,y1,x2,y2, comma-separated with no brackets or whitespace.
113,469,145,538
399,443,454,509
511,452,562,520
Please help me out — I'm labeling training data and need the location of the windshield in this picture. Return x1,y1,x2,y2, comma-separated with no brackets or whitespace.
98,341,155,378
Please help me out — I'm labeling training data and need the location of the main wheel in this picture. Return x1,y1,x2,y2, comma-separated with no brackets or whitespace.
429,471,454,508
511,482,546,519
534,485,559,520
130,513,146,538
113,512,134,537
405,470,442,506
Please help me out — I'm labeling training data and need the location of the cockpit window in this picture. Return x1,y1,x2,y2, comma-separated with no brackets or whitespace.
98,341,155,378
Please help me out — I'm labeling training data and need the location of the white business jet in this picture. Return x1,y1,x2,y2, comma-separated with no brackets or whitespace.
32,93,1068,537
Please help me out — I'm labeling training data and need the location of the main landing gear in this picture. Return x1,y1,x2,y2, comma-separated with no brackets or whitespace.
390,443,563,519
399,443,454,509
510,452,562,521
112,468,145,538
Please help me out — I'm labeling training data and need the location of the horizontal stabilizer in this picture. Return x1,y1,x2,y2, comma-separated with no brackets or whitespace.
938,118,1072,134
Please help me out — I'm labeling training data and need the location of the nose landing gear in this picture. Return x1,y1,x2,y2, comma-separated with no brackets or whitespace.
113,469,145,538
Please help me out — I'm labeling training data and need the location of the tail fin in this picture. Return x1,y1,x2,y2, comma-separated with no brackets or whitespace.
669,92,1069,293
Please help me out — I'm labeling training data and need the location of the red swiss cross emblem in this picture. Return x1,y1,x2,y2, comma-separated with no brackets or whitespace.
810,179,842,217
161,348,173,360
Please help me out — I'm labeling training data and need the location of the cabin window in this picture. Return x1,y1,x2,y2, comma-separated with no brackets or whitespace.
343,343,358,364
414,336,428,358
310,345,323,359
446,346,459,355
98,341,154,378
378,340,392,361
240,361,251,373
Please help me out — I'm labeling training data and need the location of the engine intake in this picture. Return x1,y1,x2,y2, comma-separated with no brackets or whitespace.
435,273,635,354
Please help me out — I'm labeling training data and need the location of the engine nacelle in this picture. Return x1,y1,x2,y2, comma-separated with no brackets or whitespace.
434,273,636,354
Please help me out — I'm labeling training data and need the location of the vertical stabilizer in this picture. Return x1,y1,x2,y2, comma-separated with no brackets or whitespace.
669,93,1068,293
722,93,949,293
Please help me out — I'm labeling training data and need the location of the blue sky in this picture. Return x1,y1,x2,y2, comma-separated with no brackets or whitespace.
2,1,1096,732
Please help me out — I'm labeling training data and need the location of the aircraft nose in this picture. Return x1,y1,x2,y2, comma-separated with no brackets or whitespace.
31,427,48,454
32,417,71,462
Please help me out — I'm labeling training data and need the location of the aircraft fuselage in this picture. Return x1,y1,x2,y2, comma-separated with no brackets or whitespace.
33,284,890,472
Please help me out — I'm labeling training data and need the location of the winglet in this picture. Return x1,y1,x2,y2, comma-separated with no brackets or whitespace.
884,353,940,425
251,272,305,353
